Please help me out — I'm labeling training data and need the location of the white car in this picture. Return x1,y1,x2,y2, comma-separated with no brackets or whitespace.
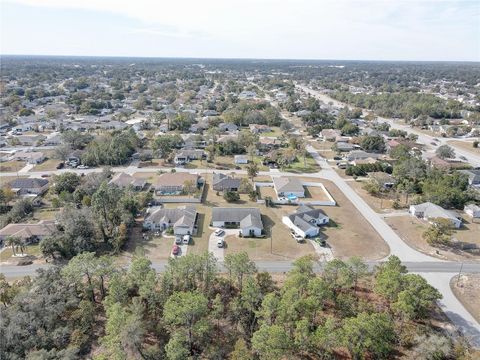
216,238,225,248
77,165,89,169
214,229,225,236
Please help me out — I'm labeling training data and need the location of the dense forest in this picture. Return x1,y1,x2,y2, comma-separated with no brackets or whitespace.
1,253,476,359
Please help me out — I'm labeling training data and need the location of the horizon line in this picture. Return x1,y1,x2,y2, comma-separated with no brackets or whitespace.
1,53,479,64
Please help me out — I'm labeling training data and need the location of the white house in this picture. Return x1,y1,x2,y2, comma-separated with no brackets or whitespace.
282,205,329,238
409,202,462,228
234,155,249,164
272,177,305,198
212,207,263,237
464,204,480,219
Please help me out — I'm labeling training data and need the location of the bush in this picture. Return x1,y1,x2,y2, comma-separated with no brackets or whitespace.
224,191,240,203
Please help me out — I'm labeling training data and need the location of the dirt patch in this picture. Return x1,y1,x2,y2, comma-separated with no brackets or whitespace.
451,274,480,323
447,140,480,156
0,161,26,172
32,159,62,171
304,185,330,202
385,216,480,261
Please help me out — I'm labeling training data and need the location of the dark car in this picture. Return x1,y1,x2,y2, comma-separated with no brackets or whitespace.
56,162,65,169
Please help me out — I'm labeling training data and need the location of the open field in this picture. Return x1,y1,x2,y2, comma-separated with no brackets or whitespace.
451,274,480,323
33,159,62,171
31,208,59,221
283,155,320,173
320,180,390,260
0,161,26,172
447,140,480,155
309,141,338,159
261,126,283,137
385,216,480,261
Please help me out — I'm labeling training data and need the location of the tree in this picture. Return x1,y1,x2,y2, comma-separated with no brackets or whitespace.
435,144,455,159
422,218,453,246
252,324,292,359
153,134,183,159
224,190,240,203
0,187,15,205
163,291,210,354
393,274,442,320
52,172,81,194
224,252,257,292
360,135,386,153
229,338,252,360
5,236,20,256
340,312,395,359
246,162,259,182
374,255,407,301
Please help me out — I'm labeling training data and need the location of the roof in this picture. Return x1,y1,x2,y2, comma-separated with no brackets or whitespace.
145,206,197,229
212,173,241,188
287,205,328,233
273,177,304,194
459,169,480,184
464,204,480,212
154,173,199,188
0,220,55,239
212,207,263,229
109,172,146,188
412,202,459,222
9,177,48,189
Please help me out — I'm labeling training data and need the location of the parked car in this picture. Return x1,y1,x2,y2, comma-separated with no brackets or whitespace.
172,245,180,256
56,162,64,169
77,164,89,169
182,234,191,245
214,229,225,236
216,238,225,248
175,236,182,245
333,156,342,160
459,156,467,161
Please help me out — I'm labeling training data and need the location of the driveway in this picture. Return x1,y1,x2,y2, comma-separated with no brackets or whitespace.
208,228,238,261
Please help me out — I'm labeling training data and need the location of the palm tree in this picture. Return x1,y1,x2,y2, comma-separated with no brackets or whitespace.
246,162,258,182
5,236,20,256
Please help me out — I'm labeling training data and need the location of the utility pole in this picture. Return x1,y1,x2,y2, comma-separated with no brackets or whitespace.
456,262,464,286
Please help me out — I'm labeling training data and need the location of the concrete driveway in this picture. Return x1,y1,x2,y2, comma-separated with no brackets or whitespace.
208,228,238,261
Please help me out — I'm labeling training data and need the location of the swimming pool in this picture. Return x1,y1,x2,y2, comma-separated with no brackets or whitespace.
287,194,298,201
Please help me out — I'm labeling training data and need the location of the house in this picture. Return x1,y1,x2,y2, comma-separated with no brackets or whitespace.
234,155,249,164
346,150,381,162
409,202,462,228
212,207,263,237
334,142,356,152
212,173,241,192
9,178,49,195
238,91,257,100
249,124,271,134
0,220,56,244
368,172,396,189
14,134,46,146
153,173,200,195
321,129,342,142
218,123,238,133
283,205,329,238
11,151,46,164
464,204,480,219
273,177,305,198
109,172,146,190
143,205,197,235
174,149,206,165
459,169,480,187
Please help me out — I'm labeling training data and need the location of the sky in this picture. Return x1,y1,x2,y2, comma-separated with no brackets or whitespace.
1,0,479,61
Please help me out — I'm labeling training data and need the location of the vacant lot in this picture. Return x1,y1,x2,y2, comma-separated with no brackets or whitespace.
258,185,276,200
304,185,331,202
447,140,480,155
32,208,59,221
385,216,479,261
451,274,480,323
348,180,402,213
33,159,62,171
320,180,390,260
0,161,25,172
309,141,338,159
283,155,320,174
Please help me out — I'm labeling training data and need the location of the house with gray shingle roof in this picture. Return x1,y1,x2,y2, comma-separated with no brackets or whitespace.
409,202,462,228
143,205,197,235
282,205,329,238
109,172,146,190
272,177,305,198
212,207,263,237
9,178,49,195
212,173,241,192
0,220,56,244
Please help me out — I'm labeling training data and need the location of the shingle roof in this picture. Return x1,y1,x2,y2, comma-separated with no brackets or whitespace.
0,220,55,239
9,178,49,189
212,207,263,229
145,206,197,230
273,177,304,194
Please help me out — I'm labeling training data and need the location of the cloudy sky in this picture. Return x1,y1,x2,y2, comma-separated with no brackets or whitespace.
1,0,479,61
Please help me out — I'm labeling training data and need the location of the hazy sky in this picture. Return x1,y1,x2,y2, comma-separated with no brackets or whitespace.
1,0,479,61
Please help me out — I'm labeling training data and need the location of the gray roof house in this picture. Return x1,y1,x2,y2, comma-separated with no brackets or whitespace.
464,204,480,218
272,177,305,198
9,178,49,195
212,207,263,237
459,169,480,186
218,123,238,133
109,172,146,190
143,205,197,235
282,205,329,238
174,149,206,165
409,202,462,228
212,173,241,192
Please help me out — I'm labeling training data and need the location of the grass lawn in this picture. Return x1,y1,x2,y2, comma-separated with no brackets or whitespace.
261,127,283,137
385,216,479,261
187,155,269,172
447,140,480,155
319,180,390,260
33,159,62,171
283,155,320,174
32,208,59,221
0,244,41,262
0,161,26,172
348,180,405,213
451,274,480,323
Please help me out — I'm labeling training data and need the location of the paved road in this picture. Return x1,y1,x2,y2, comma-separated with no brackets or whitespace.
3,260,480,278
